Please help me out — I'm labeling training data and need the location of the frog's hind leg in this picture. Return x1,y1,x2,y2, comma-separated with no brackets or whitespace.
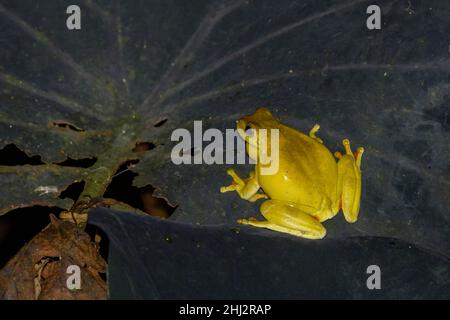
309,124,323,143
238,199,326,239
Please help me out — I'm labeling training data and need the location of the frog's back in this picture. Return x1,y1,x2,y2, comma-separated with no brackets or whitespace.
258,124,338,209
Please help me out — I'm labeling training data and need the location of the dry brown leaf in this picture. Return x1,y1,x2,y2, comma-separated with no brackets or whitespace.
0,214,107,300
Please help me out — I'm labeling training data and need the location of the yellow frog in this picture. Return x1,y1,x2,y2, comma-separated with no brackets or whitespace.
220,107,364,239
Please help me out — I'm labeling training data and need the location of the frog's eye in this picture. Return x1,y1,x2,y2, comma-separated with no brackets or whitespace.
245,124,255,137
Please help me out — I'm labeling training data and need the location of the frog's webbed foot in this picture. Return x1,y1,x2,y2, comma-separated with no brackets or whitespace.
220,168,267,202
334,139,364,167
309,124,323,143
335,139,364,223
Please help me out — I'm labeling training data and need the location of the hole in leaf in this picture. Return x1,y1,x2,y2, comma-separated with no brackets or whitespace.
0,144,45,166
0,206,64,268
154,118,168,127
132,142,156,153
103,160,140,207
141,185,177,219
54,157,97,168
104,161,176,218
50,121,84,132
58,181,85,202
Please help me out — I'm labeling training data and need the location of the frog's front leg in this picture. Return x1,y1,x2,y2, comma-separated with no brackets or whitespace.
334,139,364,223
238,199,327,239
220,168,267,202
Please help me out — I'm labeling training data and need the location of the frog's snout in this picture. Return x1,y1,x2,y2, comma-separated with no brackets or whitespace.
236,119,247,131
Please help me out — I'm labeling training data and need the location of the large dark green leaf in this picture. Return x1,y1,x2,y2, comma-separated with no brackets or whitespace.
90,207,450,299
130,0,449,258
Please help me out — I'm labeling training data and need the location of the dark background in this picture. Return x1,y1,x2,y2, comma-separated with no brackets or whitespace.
0,0,449,298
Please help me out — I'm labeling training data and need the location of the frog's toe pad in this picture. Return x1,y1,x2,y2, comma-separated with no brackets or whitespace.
220,185,236,193
237,217,258,225
237,218,247,225
226,168,236,175
237,218,249,225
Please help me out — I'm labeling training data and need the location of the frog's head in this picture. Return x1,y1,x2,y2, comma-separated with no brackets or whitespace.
237,107,279,131
236,107,280,163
